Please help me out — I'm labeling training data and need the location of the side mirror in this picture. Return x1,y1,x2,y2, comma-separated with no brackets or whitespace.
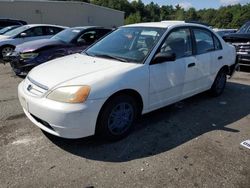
152,52,176,64
20,32,27,38
77,39,86,46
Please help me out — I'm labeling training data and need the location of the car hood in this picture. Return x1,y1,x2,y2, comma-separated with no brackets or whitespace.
28,53,136,90
15,39,64,53
223,33,250,43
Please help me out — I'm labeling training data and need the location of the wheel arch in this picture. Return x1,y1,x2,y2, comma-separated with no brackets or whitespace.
220,65,230,75
0,44,16,49
95,89,144,133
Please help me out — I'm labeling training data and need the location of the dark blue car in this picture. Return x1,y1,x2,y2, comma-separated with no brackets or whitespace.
7,26,112,75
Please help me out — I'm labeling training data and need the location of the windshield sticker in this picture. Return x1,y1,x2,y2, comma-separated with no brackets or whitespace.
72,30,80,33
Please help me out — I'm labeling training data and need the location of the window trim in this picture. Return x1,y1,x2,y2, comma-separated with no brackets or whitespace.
212,34,223,51
190,26,223,55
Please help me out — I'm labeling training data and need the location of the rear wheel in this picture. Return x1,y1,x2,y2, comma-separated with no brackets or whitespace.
210,69,227,96
96,95,138,141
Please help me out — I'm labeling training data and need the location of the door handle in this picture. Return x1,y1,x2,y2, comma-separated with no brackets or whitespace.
188,62,196,68
218,56,223,60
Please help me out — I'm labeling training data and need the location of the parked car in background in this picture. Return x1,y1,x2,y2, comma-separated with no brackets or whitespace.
0,25,21,35
18,21,237,141
7,26,112,75
214,28,237,37
0,18,27,29
0,24,67,59
223,21,250,66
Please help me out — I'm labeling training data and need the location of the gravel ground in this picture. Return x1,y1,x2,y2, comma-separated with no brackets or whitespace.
0,64,250,188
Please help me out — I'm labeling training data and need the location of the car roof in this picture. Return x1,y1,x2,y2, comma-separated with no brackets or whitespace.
123,21,210,29
69,26,109,30
0,18,27,24
23,24,68,29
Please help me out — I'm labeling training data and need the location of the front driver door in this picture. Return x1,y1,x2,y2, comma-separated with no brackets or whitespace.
15,26,48,45
149,27,194,110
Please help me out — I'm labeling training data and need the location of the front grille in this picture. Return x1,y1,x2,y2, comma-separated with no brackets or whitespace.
31,114,54,131
232,43,250,55
23,76,48,97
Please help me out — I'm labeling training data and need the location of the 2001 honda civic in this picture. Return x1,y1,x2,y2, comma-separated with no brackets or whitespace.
18,21,237,141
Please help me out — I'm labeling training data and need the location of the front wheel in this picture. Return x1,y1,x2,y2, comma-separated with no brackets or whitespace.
210,69,227,97
1,46,14,58
96,95,138,141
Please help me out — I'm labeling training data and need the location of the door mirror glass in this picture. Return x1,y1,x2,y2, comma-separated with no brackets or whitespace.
152,52,176,64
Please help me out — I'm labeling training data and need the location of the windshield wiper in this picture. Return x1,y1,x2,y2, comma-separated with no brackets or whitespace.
94,54,128,62
84,51,96,57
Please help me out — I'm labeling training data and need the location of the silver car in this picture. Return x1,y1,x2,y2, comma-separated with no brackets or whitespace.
0,24,67,58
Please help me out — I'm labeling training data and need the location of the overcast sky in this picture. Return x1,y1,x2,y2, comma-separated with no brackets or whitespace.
140,0,249,10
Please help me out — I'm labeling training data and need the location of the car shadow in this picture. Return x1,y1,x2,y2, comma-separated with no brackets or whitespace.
44,81,250,162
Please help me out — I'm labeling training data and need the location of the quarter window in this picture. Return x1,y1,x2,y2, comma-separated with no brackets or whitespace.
45,27,63,35
160,28,192,59
193,29,214,54
213,35,222,50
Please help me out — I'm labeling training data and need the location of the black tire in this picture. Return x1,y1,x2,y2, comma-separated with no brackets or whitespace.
210,69,227,97
96,94,138,141
0,45,14,58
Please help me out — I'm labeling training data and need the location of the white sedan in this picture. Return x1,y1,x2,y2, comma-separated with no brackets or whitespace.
0,24,66,58
18,21,237,141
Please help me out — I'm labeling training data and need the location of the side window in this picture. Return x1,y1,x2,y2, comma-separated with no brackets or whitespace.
193,28,214,54
77,30,97,44
213,35,222,50
160,28,192,59
96,29,111,39
45,27,63,35
24,27,44,37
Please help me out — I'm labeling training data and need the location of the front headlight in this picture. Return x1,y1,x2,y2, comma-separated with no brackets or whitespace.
20,52,39,59
47,86,91,103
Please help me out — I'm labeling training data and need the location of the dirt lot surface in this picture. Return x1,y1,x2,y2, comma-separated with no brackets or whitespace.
0,64,250,188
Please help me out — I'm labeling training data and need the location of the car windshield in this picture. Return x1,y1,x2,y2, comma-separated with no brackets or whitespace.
85,27,165,63
52,28,82,43
4,25,30,36
237,22,250,34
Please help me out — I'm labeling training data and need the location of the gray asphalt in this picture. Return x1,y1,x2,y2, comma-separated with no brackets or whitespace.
0,64,250,188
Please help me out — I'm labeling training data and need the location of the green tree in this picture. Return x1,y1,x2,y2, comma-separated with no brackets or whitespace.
185,8,198,21
125,11,141,24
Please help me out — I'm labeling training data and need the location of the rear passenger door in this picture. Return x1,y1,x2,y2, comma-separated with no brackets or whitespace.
209,34,224,79
191,28,214,93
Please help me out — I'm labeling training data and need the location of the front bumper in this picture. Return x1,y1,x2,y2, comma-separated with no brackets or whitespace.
237,54,250,66
18,81,106,138
9,56,36,74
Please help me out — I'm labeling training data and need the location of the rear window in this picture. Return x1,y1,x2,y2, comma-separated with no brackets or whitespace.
45,27,64,35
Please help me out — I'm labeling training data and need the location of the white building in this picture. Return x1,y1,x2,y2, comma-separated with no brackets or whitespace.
0,0,124,27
